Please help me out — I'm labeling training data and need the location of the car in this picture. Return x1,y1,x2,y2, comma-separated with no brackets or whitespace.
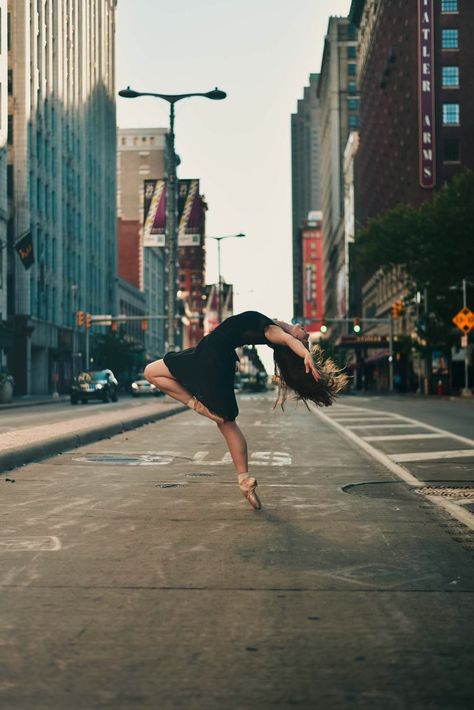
130,373,162,397
70,369,119,404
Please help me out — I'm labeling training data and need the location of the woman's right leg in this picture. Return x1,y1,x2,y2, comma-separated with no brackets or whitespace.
217,420,261,510
144,359,192,405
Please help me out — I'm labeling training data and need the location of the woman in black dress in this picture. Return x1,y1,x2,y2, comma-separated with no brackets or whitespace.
144,311,347,510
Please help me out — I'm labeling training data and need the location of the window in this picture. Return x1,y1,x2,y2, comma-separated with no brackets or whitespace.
349,115,359,128
442,29,459,49
443,103,460,124
441,0,458,12
348,80,357,94
348,98,358,110
7,114,13,144
347,46,356,59
348,63,357,76
444,139,459,162
442,66,459,87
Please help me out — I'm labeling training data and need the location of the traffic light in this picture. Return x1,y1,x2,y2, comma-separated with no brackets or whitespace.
141,319,148,332
320,318,328,334
392,300,404,320
85,313,92,329
353,318,361,333
111,321,118,332
76,310,84,327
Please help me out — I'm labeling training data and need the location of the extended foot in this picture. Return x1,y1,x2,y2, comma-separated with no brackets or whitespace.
187,397,225,425
238,474,262,510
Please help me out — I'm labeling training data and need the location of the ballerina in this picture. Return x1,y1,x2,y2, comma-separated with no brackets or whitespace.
144,311,347,510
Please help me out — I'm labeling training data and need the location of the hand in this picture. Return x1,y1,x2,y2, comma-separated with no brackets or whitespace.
304,352,320,382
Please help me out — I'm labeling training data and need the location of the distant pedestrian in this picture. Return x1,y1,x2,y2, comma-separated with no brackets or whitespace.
145,311,347,510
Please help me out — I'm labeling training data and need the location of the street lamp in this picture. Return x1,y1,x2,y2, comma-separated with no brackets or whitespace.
118,86,227,350
208,233,246,323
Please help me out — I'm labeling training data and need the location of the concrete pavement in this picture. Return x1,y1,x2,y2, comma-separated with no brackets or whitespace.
1,393,474,709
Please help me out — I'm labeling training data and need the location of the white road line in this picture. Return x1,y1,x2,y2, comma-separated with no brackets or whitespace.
362,433,445,442
389,449,474,463
310,404,422,487
371,410,474,447
331,417,396,423
425,495,474,532
345,423,419,429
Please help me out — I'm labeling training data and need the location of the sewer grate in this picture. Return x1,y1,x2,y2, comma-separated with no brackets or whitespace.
416,486,474,499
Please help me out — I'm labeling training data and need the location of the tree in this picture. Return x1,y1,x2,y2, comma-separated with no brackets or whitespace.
353,170,474,350
92,331,145,384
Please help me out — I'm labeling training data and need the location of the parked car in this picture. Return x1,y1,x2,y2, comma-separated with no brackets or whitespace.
130,373,162,397
70,369,119,404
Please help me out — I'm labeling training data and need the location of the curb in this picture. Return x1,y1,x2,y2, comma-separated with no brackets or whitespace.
0,404,187,474
0,397,70,411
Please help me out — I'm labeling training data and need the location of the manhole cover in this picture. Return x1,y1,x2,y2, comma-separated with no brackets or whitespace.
416,486,474,499
342,481,409,500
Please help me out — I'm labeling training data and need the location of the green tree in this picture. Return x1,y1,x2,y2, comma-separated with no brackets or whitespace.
353,170,474,350
92,331,145,384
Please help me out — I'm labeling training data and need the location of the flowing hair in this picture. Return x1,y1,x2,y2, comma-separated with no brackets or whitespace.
272,344,349,409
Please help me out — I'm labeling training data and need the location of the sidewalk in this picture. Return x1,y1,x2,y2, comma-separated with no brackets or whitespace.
0,394,69,410
1,394,473,708
0,398,186,472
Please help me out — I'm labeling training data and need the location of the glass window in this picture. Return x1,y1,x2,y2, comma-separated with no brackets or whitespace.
348,98,358,110
348,80,357,94
349,115,359,128
442,29,459,49
442,103,460,124
444,139,460,161
441,0,458,12
347,46,356,59
348,63,357,76
442,66,459,87
8,70,13,95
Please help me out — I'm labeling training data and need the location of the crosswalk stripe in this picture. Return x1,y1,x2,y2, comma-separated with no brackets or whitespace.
389,449,474,463
362,433,445,442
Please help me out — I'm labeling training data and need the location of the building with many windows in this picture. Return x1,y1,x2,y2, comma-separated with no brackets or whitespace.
318,17,359,325
117,128,168,361
291,74,321,321
0,0,8,366
7,0,117,394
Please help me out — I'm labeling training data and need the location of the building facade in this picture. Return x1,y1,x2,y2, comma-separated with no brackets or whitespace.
0,0,8,367
291,73,322,321
318,17,359,325
117,127,168,361
8,0,117,393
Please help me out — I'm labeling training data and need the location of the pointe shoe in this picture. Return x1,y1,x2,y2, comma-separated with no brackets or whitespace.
187,397,225,425
238,475,262,510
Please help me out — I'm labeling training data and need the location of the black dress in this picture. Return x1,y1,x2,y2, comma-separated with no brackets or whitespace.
164,311,275,421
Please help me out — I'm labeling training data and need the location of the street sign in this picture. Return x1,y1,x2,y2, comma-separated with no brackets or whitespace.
452,307,474,334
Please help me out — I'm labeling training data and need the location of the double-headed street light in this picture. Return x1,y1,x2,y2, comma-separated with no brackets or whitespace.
118,86,227,350
208,233,246,323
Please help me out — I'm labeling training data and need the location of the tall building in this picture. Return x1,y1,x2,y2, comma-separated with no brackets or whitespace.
350,0,474,225
0,0,8,367
7,0,117,394
318,17,358,323
117,128,168,361
291,73,321,321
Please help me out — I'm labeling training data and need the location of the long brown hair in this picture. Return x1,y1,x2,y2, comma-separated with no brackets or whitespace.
272,344,348,409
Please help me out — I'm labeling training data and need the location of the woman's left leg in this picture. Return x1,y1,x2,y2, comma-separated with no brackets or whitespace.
217,420,261,510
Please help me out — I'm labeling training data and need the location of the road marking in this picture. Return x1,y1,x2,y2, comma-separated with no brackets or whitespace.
0,536,61,552
362,433,445,442
389,449,474,463
425,495,474,531
331,417,395,422
309,404,422,487
345,423,419,429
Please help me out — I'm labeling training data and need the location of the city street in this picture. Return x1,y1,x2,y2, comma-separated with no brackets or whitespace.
1,393,474,708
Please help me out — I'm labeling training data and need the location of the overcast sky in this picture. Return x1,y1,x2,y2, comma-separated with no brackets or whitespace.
117,0,352,366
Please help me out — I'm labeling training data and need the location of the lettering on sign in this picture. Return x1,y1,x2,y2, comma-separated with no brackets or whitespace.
418,0,436,188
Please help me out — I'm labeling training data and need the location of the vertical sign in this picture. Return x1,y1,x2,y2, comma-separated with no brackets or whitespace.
143,179,166,247
177,179,201,246
418,0,436,188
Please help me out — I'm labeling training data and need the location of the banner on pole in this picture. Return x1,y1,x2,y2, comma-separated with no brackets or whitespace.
15,231,35,270
178,179,201,247
143,179,166,247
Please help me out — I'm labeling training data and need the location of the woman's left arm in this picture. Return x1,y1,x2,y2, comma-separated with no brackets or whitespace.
265,326,319,381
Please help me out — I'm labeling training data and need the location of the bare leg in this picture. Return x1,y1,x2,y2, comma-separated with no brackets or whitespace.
217,420,261,509
217,420,248,474
144,359,192,405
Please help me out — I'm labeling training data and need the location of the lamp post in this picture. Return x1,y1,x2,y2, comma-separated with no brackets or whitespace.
208,233,246,323
118,86,226,350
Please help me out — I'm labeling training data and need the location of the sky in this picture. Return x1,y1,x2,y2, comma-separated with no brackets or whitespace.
116,0,352,367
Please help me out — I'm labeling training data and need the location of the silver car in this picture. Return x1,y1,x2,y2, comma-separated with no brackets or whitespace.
130,373,162,397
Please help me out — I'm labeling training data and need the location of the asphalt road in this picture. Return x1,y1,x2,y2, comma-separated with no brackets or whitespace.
1,393,474,709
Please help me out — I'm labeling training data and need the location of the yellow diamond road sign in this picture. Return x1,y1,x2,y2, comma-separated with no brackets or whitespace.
452,307,474,334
